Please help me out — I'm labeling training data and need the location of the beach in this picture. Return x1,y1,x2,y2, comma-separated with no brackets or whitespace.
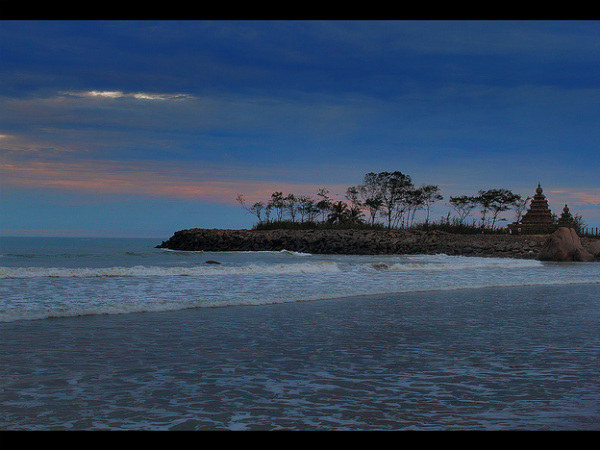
2,284,600,430
1,237,600,430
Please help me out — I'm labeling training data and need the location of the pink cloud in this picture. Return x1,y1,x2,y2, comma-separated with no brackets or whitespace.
1,158,346,205
549,189,600,206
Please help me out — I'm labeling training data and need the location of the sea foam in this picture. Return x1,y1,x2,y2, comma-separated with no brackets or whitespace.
0,261,341,279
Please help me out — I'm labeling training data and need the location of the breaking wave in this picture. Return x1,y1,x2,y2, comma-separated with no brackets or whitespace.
0,255,546,279
0,261,342,279
365,257,544,272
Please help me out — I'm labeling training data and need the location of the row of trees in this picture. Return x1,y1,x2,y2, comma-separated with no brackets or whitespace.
448,189,526,229
236,171,531,231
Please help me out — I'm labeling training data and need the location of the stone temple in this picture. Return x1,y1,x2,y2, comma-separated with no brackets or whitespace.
509,183,555,234
557,204,575,229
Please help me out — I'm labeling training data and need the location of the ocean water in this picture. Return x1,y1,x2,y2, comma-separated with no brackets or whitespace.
1,236,598,322
1,236,600,430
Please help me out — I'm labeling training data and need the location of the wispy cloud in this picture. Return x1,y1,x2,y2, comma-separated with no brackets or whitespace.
64,90,196,101
550,189,600,207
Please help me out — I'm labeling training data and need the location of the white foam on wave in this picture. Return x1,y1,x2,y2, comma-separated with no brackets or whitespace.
0,255,545,279
279,249,312,256
2,277,598,324
365,257,544,272
0,261,340,279
159,248,313,256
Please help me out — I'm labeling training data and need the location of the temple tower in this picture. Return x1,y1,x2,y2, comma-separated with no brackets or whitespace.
557,204,575,229
509,183,554,234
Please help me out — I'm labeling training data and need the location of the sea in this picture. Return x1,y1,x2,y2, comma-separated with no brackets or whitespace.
1,236,600,430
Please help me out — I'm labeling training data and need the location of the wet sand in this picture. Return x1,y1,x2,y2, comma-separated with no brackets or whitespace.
1,283,600,430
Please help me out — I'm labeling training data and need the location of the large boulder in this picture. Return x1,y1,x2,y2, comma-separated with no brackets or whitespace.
586,239,600,260
538,227,595,262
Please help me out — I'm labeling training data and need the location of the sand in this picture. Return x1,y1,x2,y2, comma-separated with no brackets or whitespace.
1,283,600,430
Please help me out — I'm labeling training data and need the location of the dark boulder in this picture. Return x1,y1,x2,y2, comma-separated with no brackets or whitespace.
538,227,595,262
585,239,600,260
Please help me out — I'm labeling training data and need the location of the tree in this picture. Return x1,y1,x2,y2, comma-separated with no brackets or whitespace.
357,172,384,225
514,196,530,223
249,202,265,223
284,193,298,222
378,171,413,229
477,189,521,229
327,200,364,226
573,213,586,235
236,194,265,224
316,188,332,223
345,186,362,210
449,195,478,224
345,186,364,220
405,188,424,227
297,195,317,223
327,201,350,225
347,205,364,224
236,194,246,209
263,202,273,223
268,192,285,221
419,184,443,225
476,190,494,228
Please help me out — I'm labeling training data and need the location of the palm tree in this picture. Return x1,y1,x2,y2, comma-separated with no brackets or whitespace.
327,201,350,225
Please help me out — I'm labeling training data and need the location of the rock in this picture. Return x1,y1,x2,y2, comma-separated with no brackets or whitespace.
586,239,600,259
538,227,595,262
157,228,552,259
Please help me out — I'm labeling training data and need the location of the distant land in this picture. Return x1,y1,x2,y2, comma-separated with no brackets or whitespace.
157,228,544,259
157,227,600,262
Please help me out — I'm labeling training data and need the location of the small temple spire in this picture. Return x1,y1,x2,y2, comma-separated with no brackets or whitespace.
557,204,575,229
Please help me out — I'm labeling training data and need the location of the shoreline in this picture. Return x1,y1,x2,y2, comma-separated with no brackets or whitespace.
4,282,600,430
157,228,556,259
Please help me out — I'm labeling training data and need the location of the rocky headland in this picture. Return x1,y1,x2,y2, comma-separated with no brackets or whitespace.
156,227,599,260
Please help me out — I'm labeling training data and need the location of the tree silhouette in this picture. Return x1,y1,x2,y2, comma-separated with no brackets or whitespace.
477,189,521,229
235,172,555,234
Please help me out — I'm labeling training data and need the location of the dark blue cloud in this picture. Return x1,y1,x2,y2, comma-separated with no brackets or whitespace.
4,21,597,96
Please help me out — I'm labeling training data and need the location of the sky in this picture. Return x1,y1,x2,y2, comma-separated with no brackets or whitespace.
1,20,599,238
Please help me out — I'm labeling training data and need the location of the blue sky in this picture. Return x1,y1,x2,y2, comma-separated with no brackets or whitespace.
1,20,599,238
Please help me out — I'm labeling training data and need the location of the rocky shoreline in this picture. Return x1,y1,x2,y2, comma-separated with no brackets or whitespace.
156,228,576,259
